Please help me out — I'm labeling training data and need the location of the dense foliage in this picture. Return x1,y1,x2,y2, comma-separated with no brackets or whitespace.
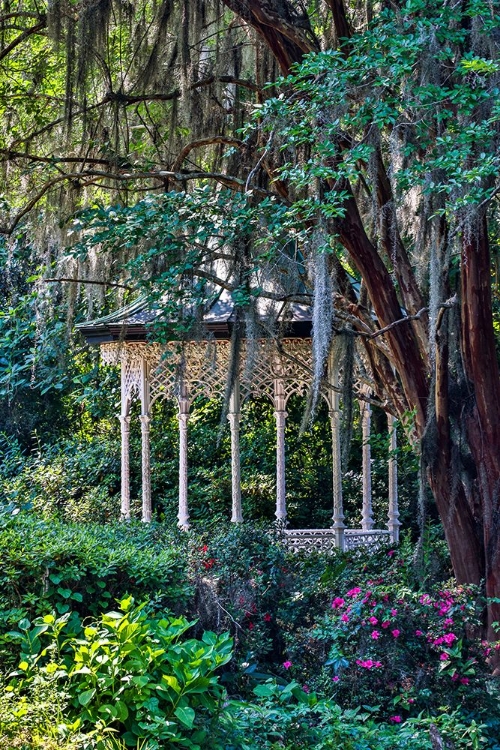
0,513,499,748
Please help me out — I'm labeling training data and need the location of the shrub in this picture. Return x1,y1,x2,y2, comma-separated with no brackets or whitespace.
0,514,191,645
7,598,233,748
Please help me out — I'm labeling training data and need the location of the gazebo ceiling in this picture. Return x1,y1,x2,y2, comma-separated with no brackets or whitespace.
76,291,313,345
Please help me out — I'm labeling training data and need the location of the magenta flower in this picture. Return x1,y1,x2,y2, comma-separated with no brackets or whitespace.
347,587,362,597
444,618,454,627
390,715,402,723
440,653,449,661
443,633,457,645
387,550,395,557
369,616,378,625
332,597,345,609
341,613,349,623
415,630,424,637
371,630,380,640
460,677,469,685
391,629,400,638
283,660,292,670
390,608,398,616
332,675,340,682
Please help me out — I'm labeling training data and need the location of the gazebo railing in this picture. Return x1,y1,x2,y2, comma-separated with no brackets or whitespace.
283,528,391,554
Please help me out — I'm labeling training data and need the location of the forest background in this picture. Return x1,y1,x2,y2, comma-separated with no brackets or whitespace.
1,0,500,747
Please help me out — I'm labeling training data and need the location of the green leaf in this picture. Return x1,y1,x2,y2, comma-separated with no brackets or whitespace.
174,705,195,729
78,688,96,706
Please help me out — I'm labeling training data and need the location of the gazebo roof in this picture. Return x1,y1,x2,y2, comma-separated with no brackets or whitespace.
77,291,313,344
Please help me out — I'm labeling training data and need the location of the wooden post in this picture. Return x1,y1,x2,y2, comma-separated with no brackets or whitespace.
387,413,401,543
140,357,152,523
228,380,243,522
274,379,287,524
360,396,374,530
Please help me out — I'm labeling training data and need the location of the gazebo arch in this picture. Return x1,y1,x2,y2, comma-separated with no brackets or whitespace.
77,297,400,551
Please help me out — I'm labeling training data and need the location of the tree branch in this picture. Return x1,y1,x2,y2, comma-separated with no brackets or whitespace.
0,18,46,63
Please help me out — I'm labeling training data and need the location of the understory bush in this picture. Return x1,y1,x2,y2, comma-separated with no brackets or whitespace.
6,597,233,748
0,513,191,656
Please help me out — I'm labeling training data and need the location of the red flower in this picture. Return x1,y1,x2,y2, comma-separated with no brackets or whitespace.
264,613,272,622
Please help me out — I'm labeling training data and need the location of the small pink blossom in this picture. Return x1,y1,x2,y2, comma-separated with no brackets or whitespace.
387,550,395,557
356,658,382,669
332,675,340,682
283,660,292,670
444,618,454,628
341,613,350,623
440,653,449,661
390,715,402,723
451,672,459,681
302,684,310,693
415,630,424,637
390,609,398,617
392,629,400,638
460,677,469,685
369,616,378,625
332,597,345,609
443,633,457,645
419,594,431,605
371,630,380,640
347,587,362,597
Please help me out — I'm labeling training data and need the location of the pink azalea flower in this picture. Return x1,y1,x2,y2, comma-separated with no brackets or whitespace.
341,613,350,623
371,630,380,640
460,677,469,685
419,594,431,605
440,653,449,661
390,609,398,616
387,550,395,557
332,675,340,682
369,616,378,625
390,715,402,723
302,684,310,693
382,620,391,629
347,587,362,597
283,660,292,670
332,597,345,609
443,633,457,645
415,630,424,637
451,672,459,681
391,629,400,638
444,618,454,627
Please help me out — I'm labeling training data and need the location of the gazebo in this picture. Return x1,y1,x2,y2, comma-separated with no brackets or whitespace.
78,295,400,552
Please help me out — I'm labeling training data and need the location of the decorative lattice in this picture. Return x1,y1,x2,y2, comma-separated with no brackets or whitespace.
100,338,319,408
344,529,391,551
283,528,391,554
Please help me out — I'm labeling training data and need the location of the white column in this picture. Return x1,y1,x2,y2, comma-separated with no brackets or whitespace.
387,413,401,543
274,379,287,524
360,397,374,531
329,351,345,550
228,381,243,522
140,357,152,523
119,361,131,520
119,415,131,520
177,390,190,530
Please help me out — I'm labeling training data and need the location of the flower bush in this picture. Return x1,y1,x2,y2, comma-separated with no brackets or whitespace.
285,568,495,722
